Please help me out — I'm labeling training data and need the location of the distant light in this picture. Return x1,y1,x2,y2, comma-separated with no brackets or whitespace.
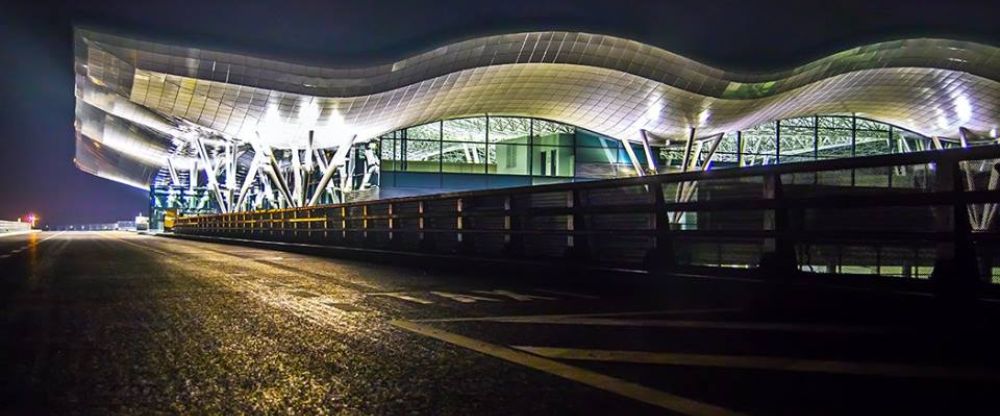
991,128,998,138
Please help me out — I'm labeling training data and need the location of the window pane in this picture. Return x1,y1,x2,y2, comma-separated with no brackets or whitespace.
818,116,852,129
533,119,575,136
576,130,625,178
403,140,441,172
712,132,740,166
856,118,890,131
855,130,891,156
817,128,854,159
406,122,439,141
740,121,777,166
778,125,816,163
443,117,486,143
488,117,531,144
441,141,486,173
488,143,529,175
534,119,575,146
782,116,815,128
380,138,400,171
532,145,574,177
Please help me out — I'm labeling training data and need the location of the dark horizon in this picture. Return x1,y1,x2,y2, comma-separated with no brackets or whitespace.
2,0,999,225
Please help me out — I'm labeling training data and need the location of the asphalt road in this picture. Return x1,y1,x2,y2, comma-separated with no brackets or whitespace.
1,231,998,415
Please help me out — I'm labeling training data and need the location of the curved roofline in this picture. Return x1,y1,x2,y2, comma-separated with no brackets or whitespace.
77,28,999,100
74,28,1000,189
73,24,998,74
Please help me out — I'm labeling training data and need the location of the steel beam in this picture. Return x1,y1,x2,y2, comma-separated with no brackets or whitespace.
639,129,658,174
308,135,357,207
621,136,645,176
234,151,263,211
195,136,229,213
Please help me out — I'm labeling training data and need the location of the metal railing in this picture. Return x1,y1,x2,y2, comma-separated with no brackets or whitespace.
175,145,1000,287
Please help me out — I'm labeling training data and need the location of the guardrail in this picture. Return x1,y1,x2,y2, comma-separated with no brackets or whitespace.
0,220,31,234
175,145,1000,290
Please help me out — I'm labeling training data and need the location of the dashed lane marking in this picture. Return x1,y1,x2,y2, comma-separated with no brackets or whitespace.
471,290,557,301
390,319,742,416
412,308,740,323
513,346,1000,382
534,289,600,299
368,292,435,304
430,291,502,303
458,316,888,334
368,289,565,305
0,231,65,258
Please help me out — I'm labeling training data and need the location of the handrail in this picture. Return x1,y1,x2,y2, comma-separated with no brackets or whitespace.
174,145,1000,289
183,145,1000,218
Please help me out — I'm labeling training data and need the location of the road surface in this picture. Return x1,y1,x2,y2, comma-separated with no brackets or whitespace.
1,231,998,415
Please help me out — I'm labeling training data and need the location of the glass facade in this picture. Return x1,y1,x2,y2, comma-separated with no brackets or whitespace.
382,114,937,194
380,116,642,185
672,115,931,170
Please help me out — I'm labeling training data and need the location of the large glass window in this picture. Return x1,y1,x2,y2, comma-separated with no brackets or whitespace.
442,118,487,174
854,119,892,157
704,115,928,169
778,117,817,164
816,116,854,160
379,131,401,171
533,119,575,177
378,114,929,184
576,130,625,178
403,122,442,172
712,132,741,166
488,117,531,175
741,121,777,166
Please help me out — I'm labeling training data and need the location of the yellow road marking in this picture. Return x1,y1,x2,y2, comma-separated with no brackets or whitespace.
390,319,744,416
470,316,886,334
412,308,739,323
514,346,1000,381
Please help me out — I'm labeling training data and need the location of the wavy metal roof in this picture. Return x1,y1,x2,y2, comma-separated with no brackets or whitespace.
74,28,1000,188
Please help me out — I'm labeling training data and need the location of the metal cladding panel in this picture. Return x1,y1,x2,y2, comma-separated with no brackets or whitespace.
73,27,1000,189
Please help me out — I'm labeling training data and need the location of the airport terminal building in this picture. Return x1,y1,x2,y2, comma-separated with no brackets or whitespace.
73,29,1000,228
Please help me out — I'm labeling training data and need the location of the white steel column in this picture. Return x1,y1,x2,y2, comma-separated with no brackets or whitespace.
195,136,229,213
308,135,357,206
640,129,658,174
621,137,645,176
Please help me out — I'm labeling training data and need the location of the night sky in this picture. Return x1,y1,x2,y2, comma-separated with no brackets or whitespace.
1,0,997,225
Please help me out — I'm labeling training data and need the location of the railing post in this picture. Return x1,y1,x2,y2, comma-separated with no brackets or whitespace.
418,200,435,252
457,198,475,254
503,194,524,257
930,156,980,299
340,206,347,241
456,198,464,244
387,202,394,244
644,182,675,275
566,189,590,260
362,204,369,244
758,172,798,279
